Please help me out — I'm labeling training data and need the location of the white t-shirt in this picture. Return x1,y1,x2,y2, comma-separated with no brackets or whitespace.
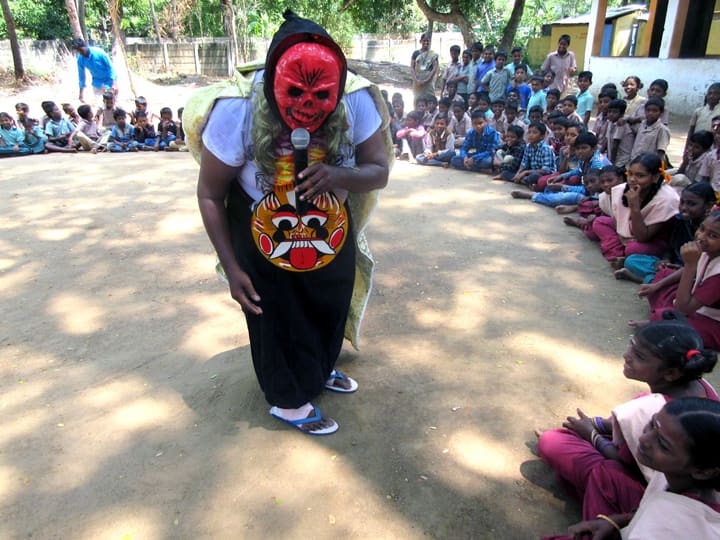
202,81,381,202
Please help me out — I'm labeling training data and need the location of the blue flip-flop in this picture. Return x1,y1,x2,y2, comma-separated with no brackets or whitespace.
325,369,358,393
269,405,339,436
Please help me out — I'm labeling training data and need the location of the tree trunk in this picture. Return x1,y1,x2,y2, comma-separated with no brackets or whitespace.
0,0,25,81
64,0,83,38
219,0,238,68
415,0,476,48
148,0,168,71
500,0,525,52
107,0,137,97
78,0,87,40
170,0,178,40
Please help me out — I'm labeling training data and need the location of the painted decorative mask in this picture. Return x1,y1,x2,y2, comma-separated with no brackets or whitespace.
273,42,342,133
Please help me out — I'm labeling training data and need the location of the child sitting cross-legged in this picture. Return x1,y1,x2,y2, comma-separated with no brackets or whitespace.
108,109,141,152
448,101,472,149
132,111,158,151
449,109,500,173
156,107,178,151
44,103,78,153
395,110,426,161
550,131,609,187
511,121,556,187
416,112,455,167
0,112,32,157
492,125,526,181
668,130,715,189
73,104,104,153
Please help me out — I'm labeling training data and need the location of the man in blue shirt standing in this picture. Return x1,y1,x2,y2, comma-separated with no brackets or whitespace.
71,38,118,106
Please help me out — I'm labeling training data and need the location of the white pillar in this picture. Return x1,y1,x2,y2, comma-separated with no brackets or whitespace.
659,0,681,59
585,0,608,71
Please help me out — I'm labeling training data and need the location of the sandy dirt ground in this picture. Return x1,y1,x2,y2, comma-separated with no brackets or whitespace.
2,76,716,539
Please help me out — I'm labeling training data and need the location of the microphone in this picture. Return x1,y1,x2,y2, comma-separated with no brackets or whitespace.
291,128,311,211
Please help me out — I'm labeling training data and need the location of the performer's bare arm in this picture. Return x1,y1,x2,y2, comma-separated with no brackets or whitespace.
197,147,263,316
296,128,389,202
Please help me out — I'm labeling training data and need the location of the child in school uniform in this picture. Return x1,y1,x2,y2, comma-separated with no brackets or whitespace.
630,97,671,165
0,112,32,156
506,64,531,110
550,131,610,187
396,110,426,161
480,50,511,103
536,121,581,190
108,109,141,152
73,104,104,152
450,109,500,172
132,111,158,150
605,99,635,169
449,102,472,148
669,130,715,188
17,117,46,154
575,71,594,126
543,89,561,122
44,103,78,153
488,99,506,139
687,82,720,140
475,93,493,120
425,95,439,128
416,112,455,167
492,124,526,181
155,107,178,150
62,103,80,126
635,79,670,127
593,90,614,154
697,116,720,191
504,103,525,139
560,95,584,125
562,165,624,237
527,76,547,116
14,102,37,128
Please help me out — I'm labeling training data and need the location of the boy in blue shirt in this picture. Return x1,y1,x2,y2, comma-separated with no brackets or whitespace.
576,70,594,126
480,50,511,102
450,109,500,172
44,104,78,153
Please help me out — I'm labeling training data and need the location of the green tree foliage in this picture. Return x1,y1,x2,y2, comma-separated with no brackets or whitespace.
0,0,71,39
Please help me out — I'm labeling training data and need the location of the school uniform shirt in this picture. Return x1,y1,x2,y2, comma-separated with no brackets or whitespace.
0,126,25,146
455,63,472,95
624,94,647,120
458,125,500,161
519,140,556,173
698,147,720,192
423,128,455,153
608,120,635,167
78,118,100,139
467,59,480,96
576,90,594,121
593,112,609,152
683,151,711,182
526,90,547,115
474,60,495,90
488,115,507,138
565,111,585,125
634,101,670,126
448,112,472,146
689,103,719,132
611,182,679,241
111,124,135,143
564,149,611,179
481,68,512,102
505,61,532,77
630,119,671,160
441,60,462,95
540,50,577,93
506,83,532,109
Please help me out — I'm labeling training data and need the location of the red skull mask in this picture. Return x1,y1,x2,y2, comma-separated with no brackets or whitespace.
273,42,342,133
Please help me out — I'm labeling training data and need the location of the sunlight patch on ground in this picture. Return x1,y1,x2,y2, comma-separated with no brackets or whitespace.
111,397,173,429
154,212,203,238
181,293,248,356
0,261,40,296
35,227,84,241
381,187,505,210
77,507,163,540
447,428,517,485
47,293,107,335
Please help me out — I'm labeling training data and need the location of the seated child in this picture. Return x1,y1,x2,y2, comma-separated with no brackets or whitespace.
448,102,472,148
560,95,584,125
416,112,455,166
551,131,610,186
547,113,567,155
512,166,602,209
444,81,466,107
466,91,480,112
618,182,716,284
62,103,80,126
15,102,37,128
168,107,188,151
437,97,451,117
524,106,544,143
591,152,679,269
108,109,141,152
44,104,78,153
630,97,671,166
73,104,104,152
541,69,555,92
697,116,720,190
563,164,623,237
668,130,714,188
414,96,429,130
475,93,493,120
17,117,47,154
425,94,439,127
390,94,406,155
687,81,720,138
0,112,32,157
40,101,55,129
395,110,426,161
504,103,525,139
488,99,506,139
156,107,178,150
132,111,158,150
536,121,582,190
511,121,556,186
492,124,526,181
450,109,500,172
632,208,720,349
575,71,594,125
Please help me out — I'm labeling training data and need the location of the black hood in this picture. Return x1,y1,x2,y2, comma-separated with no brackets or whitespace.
263,10,347,127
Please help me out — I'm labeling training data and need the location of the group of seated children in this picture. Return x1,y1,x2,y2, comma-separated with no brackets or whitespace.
391,77,720,353
0,93,187,156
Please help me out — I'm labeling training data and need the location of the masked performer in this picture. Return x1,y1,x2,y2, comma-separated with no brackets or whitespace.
191,11,391,435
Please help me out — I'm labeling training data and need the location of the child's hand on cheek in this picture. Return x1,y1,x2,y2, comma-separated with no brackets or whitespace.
625,184,641,208
680,240,702,266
